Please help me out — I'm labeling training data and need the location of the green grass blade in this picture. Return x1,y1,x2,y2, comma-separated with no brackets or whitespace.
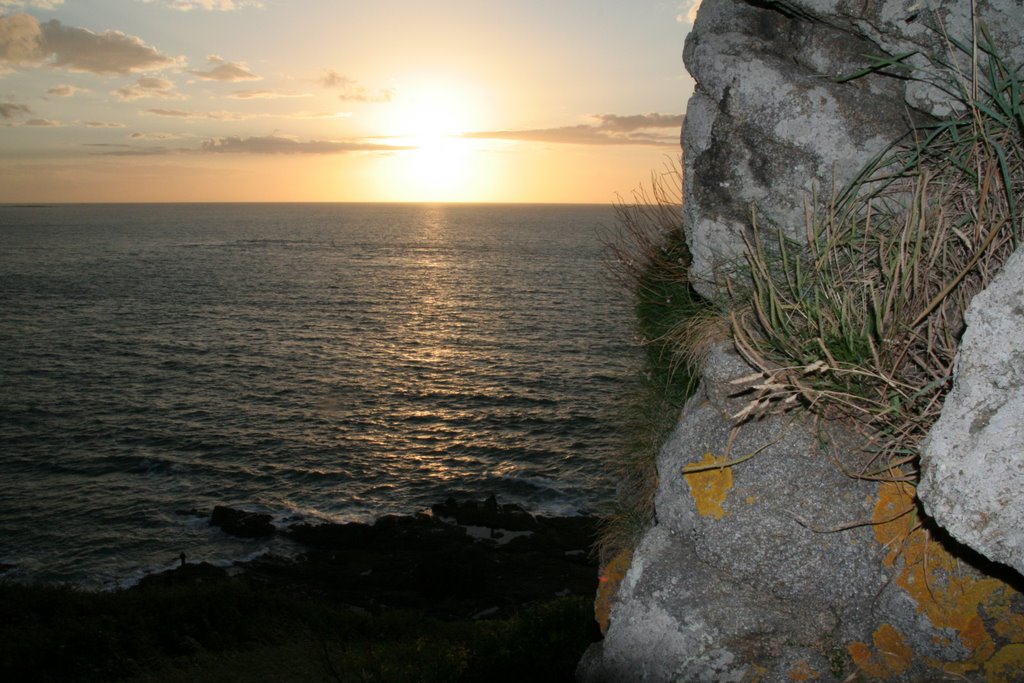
835,51,918,83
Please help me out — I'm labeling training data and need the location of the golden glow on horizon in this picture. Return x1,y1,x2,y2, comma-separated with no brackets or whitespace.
395,137,479,201
0,2,692,203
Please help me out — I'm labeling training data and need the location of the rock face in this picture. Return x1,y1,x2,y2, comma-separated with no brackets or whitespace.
581,0,1024,679
918,245,1024,576
580,346,1024,681
682,0,1024,299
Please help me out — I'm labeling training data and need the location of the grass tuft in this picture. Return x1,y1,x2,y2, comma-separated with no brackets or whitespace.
598,158,721,562
730,23,1024,481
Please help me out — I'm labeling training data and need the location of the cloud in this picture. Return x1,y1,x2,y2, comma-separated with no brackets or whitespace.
142,105,344,122
0,1,63,9
188,54,259,81
143,107,250,120
24,117,59,126
85,143,172,156
130,131,180,140
464,112,683,147
228,89,309,100
47,83,86,96
40,18,175,74
676,0,701,24
201,134,412,154
320,69,393,102
143,107,191,117
0,101,32,118
0,12,44,64
83,120,126,127
81,140,187,156
319,70,351,89
0,13,176,74
284,110,352,120
591,113,684,132
153,0,262,11
114,75,180,100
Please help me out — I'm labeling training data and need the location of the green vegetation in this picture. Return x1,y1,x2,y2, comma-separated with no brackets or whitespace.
731,27,1024,481
598,159,720,562
0,579,597,682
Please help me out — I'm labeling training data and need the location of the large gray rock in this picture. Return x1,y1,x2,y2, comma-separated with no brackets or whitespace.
579,346,987,682
781,0,1024,121
682,0,1024,299
579,1,1024,679
918,245,1024,576
682,0,906,298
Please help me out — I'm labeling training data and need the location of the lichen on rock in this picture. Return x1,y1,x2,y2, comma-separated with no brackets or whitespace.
683,453,733,520
581,346,1024,681
581,2,1024,678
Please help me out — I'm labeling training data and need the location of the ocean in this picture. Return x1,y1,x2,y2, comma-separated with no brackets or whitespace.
0,203,634,588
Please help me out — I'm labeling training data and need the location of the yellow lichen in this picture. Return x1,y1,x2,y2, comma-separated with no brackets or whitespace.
990,602,1024,641
787,659,819,681
848,640,883,678
863,482,1024,677
875,623,913,675
595,549,633,635
986,644,1024,682
683,452,733,519
847,623,912,679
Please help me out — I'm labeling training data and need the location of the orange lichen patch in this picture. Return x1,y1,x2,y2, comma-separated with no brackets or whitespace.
683,452,733,519
595,549,633,635
989,603,1024,641
875,623,913,675
868,482,1024,677
848,623,912,679
787,659,818,681
848,640,883,678
986,644,1024,682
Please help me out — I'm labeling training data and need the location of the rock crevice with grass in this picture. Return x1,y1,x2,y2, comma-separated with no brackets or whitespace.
582,0,1024,680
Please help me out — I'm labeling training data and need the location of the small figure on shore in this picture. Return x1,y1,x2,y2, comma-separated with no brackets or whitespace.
179,552,187,567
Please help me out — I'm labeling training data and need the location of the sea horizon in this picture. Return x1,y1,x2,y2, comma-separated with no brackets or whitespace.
1,200,618,207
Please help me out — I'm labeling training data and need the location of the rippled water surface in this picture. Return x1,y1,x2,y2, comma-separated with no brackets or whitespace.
0,203,633,586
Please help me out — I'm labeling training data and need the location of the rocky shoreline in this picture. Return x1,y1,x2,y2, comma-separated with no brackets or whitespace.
138,496,602,622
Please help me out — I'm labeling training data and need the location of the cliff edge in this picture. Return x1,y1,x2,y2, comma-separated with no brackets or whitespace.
581,1,1024,680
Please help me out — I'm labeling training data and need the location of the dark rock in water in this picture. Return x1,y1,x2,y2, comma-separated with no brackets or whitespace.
141,497,598,620
251,496,599,619
431,495,537,531
209,505,275,538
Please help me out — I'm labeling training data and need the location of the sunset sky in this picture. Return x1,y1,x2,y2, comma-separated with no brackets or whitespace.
1,0,698,203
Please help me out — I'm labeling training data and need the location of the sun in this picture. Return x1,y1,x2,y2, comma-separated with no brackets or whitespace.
376,80,490,201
